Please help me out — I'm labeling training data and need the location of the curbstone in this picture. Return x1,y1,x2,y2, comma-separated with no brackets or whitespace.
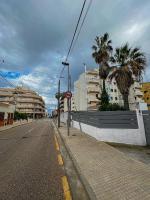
52,120,97,200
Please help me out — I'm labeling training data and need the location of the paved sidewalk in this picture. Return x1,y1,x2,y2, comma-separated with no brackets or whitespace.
0,119,33,132
54,123,150,200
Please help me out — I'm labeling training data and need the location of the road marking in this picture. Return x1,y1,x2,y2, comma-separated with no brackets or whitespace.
62,176,72,200
54,135,60,151
28,128,34,133
58,154,64,166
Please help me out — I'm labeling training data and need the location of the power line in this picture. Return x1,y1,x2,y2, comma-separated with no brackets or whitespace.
65,0,87,62
71,0,93,54
60,0,88,78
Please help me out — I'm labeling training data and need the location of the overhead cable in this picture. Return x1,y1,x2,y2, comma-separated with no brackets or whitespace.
65,0,87,61
71,0,93,54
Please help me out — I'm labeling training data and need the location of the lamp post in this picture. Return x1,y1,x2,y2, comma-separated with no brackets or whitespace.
57,76,64,128
62,61,71,136
83,63,88,111
57,79,61,128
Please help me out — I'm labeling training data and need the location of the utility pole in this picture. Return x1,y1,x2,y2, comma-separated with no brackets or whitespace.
83,63,88,111
57,79,60,128
62,61,70,136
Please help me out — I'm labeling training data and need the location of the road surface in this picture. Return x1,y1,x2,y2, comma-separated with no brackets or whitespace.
0,119,65,200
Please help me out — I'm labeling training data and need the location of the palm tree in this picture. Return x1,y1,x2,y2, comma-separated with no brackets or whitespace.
92,33,113,89
109,43,146,110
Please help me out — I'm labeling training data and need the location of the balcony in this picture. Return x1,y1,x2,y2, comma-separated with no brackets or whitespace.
135,90,143,97
87,78,99,84
134,82,142,89
16,105,43,109
87,87,99,93
88,105,97,110
86,71,98,75
88,99,99,104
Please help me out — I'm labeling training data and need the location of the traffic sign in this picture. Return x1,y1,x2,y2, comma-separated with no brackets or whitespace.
65,91,72,99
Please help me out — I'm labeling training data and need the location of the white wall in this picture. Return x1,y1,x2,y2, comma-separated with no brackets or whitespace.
72,110,146,146
60,112,68,123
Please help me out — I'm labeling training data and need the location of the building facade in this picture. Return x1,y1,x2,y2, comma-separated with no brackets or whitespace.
141,82,150,110
0,102,15,127
74,69,100,111
74,68,144,111
0,87,45,118
60,95,76,112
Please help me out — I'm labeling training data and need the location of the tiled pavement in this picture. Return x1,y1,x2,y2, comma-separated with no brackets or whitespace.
57,124,150,200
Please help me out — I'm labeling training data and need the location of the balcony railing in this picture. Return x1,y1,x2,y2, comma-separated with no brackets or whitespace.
135,90,143,97
87,77,99,82
87,87,99,93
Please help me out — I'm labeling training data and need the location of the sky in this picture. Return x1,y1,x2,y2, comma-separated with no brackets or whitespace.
0,0,150,111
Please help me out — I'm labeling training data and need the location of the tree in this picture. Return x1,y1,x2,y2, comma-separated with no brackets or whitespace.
109,43,146,110
98,88,109,111
14,111,27,120
92,33,113,89
55,92,65,100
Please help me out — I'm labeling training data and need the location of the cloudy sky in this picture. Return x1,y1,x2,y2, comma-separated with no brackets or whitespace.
0,0,150,110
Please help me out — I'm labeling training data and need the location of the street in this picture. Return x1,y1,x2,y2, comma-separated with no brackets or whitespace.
0,120,65,200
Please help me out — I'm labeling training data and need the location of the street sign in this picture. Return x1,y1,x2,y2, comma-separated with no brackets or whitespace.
65,91,72,99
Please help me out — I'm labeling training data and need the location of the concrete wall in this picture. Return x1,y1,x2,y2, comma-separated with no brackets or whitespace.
60,112,68,123
71,110,146,146
72,111,138,129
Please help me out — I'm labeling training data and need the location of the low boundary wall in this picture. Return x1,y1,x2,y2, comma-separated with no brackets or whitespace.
61,111,147,146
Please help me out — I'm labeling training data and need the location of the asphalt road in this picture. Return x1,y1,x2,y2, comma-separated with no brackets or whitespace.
0,120,65,200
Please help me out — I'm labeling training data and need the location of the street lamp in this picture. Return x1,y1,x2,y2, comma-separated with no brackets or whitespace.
57,76,64,128
83,63,88,111
62,61,71,136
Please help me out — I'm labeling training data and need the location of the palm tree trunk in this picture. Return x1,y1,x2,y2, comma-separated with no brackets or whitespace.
103,79,105,90
122,93,129,110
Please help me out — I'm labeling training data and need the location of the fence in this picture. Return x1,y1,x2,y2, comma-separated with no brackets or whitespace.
70,110,146,146
72,111,138,129
143,111,150,145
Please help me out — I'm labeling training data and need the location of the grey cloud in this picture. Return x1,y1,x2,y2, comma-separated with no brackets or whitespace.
0,0,150,109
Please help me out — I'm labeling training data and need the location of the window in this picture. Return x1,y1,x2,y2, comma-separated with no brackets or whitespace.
111,97,113,100
144,91,148,94
135,97,137,100
114,82,116,85
114,89,117,92
147,97,149,100
111,89,113,92
115,97,118,100
96,94,98,98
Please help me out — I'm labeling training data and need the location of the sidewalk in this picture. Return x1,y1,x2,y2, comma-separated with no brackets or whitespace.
0,119,33,132
54,122,150,200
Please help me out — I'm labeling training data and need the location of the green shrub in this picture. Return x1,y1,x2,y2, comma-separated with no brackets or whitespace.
106,103,125,111
14,111,27,120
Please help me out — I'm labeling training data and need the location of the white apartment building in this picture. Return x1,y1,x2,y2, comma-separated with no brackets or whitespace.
60,95,76,112
74,69,100,111
105,77,144,110
0,87,45,118
74,68,144,111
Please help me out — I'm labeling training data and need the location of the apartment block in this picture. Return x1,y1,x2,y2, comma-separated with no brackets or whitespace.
74,68,144,111
74,69,100,111
0,87,45,118
141,82,150,110
60,95,76,112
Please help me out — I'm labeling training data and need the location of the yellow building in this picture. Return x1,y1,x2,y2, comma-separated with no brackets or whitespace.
141,82,150,110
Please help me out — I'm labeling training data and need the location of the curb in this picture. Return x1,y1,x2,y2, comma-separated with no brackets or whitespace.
52,120,97,200
0,121,33,133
